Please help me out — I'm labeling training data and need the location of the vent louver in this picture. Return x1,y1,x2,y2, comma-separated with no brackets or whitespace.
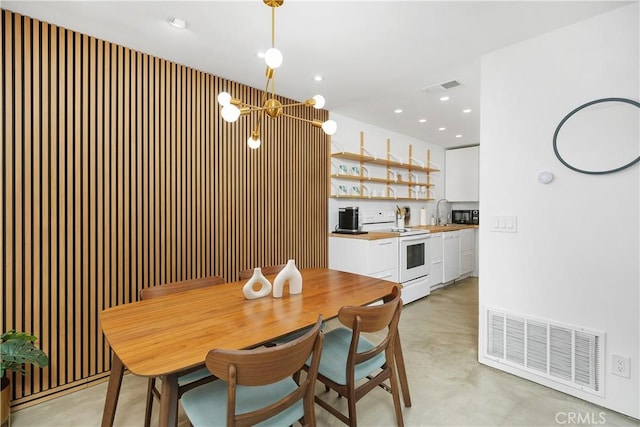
421,79,463,93
441,80,462,89
486,308,603,395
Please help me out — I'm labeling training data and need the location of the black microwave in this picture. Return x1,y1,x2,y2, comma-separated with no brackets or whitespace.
452,210,479,225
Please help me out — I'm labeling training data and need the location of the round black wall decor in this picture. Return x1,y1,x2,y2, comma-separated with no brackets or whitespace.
552,97,640,175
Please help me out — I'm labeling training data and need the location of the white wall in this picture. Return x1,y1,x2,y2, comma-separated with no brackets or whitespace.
479,3,639,418
328,113,446,230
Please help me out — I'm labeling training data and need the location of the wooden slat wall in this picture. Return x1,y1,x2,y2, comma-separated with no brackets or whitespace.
1,10,329,409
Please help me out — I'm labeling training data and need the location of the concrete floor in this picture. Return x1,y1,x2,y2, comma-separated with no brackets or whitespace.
10,277,640,426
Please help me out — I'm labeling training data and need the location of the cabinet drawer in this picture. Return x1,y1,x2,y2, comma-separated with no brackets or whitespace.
367,238,398,273
329,236,398,277
430,233,443,258
368,268,398,283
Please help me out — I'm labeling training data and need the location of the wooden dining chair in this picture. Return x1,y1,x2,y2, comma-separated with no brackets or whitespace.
180,315,324,427
308,285,404,426
138,275,226,427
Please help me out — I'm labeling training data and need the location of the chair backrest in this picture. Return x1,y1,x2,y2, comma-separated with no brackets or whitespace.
205,316,324,426
238,264,285,280
139,275,226,300
337,285,402,366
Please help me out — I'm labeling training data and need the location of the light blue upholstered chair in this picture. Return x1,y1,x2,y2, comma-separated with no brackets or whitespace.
139,275,226,427
181,315,324,427
309,286,404,427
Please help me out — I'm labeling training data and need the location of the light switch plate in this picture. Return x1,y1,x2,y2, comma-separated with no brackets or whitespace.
490,216,517,233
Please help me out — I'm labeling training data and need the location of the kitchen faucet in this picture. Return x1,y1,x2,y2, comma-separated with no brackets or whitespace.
436,198,448,225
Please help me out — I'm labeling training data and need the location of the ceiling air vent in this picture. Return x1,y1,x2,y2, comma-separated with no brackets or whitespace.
421,79,463,93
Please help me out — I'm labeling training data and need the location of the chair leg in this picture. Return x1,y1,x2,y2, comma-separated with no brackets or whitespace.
388,369,404,427
346,385,357,427
143,378,155,427
394,334,411,407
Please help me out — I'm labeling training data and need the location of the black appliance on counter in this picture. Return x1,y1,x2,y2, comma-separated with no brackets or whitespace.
333,207,367,234
471,210,479,225
452,210,479,225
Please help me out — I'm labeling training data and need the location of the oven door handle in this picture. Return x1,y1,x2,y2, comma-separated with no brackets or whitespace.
400,235,430,243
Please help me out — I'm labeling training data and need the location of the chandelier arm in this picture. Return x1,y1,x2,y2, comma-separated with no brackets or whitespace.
231,103,263,116
275,101,309,109
281,113,323,128
253,111,265,137
244,101,306,113
261,73,274,110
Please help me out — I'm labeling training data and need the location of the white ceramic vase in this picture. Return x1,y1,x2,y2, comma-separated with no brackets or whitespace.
272,259,302,298
242,267,272,300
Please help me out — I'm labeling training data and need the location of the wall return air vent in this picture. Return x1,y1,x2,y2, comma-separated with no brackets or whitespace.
485,307,604,396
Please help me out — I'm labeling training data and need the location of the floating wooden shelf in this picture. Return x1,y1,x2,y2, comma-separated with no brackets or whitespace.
331,152,440,173
329,132,440,201
330,195,434,201
331,174,435,186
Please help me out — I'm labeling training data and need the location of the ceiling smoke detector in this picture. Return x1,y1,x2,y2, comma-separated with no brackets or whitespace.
421,79,463,93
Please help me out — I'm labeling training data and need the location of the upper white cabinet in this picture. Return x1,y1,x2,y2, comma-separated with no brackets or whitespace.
445,146,479,201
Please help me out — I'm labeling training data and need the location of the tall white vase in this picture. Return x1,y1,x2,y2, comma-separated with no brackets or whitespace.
242,267,272,300
272,259,302,298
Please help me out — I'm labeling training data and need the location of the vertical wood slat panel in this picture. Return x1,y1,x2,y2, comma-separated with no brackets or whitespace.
39,19,51,392
14,12,25,396
95,37,105,374
2,9,328,409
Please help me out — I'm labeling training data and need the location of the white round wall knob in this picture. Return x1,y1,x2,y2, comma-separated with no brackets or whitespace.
537,171,554,184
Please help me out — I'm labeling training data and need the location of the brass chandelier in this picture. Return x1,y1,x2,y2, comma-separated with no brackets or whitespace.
216,0,337,149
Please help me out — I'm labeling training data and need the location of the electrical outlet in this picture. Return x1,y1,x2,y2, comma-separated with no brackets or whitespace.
611,354,630,378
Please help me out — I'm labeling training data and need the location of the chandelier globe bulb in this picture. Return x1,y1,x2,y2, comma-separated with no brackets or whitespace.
247,135,261,149
217,91,232,106
221,104,241,122
321,120,337,136
264,48,283,69
312,95,325,109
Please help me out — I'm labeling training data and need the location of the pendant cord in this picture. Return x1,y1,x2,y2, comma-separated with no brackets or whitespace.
271,6,276,97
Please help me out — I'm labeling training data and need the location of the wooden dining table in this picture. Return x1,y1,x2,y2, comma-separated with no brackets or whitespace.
99,268,411,426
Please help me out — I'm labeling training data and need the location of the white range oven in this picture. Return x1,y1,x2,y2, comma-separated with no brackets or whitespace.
360,210,431,304
399,232,430,282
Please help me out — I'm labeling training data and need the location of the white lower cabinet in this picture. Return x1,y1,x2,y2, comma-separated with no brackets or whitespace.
429,233,443,289
443,231,460,284
328,236,399,282
459,229,475,277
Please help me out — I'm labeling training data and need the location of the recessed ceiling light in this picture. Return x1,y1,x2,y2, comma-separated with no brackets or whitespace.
394,109,403,114
440,96,450,101
257,51,265,59
438,127,446,131
314,75,323,82
419,119,427,123
462,109,472,113
168,17,187,29
455,134,463,138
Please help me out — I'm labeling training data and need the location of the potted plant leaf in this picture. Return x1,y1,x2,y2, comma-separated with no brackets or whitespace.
1,330,49,425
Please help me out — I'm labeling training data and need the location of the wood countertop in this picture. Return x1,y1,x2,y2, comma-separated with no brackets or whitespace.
330,231,400,240
329,224,478,240
413,224,479,233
